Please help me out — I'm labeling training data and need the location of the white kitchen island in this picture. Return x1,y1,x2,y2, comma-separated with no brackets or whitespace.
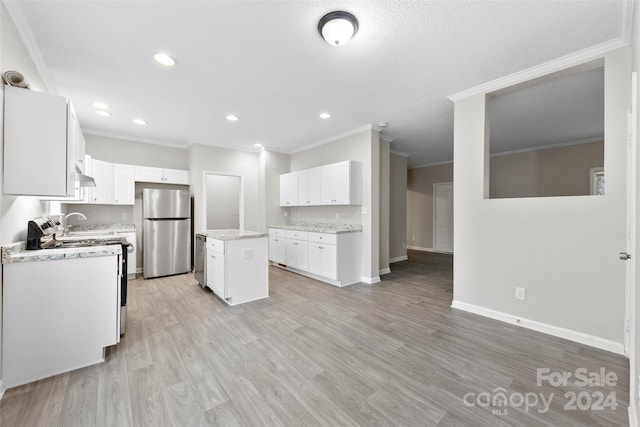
197,229,268,306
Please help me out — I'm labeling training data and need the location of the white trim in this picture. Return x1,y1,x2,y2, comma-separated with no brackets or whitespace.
390,149,410,158
2,0,57,94
490,137,604,158
407,245,435,252
448,40,627,102
629,405,639,427
379,268,391,275
619,0,635,45
290,124,373,154
389,255,408,263
433,182,454,253
201,171,244,231
451,300,625,355
360,276,381,285
410,160,453,170
0,380,5,401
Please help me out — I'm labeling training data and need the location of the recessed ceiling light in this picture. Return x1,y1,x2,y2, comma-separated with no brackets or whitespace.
92,101,109,110
226,114,239,121
95,110,111,117
153,52,176,67
254,143,263,148
133,118,148,125
319,112,331,119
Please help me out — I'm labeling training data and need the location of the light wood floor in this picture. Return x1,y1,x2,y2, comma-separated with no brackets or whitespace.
1,251,629,426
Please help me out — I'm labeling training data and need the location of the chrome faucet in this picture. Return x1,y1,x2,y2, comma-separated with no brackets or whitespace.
62,212,87,235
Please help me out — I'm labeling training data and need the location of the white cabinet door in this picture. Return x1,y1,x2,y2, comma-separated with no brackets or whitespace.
321,162,350,205
3,86,74,196
163,168,189,185
91,159,114,204
308,242,337,279
297,168,322,206
279,172,298,206
113,164,135,205
268,236,286,264
286,239,308,270
207,251,226,298
134,166,165,183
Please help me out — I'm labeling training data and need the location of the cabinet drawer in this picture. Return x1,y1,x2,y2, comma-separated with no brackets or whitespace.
269,228,287,237
206,238,225,254
286,230,308,240
308,232,337,245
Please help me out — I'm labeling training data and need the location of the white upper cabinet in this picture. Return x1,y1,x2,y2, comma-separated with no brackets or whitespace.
321,161,362,205
134,166,189,185
279,160,361,207
90,159,114,204
113,164,135,205
3,86,85,196
279,172,298,206
297,168,322,206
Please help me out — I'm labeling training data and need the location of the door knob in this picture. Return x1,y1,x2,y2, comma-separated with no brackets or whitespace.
619,252,632,260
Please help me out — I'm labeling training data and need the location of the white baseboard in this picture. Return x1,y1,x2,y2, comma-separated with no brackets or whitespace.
407,245,435,252
389,255,408,263
361,276,381,285
379,268,391,275
0,379,5,401
451,300,625,355
630,404,639,427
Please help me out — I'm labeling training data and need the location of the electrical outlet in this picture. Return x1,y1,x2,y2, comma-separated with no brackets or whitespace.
412,235,416,241
283,210,288,217
336,212,340,219
122,212,127,220
403,243,406,249
515,287,526,300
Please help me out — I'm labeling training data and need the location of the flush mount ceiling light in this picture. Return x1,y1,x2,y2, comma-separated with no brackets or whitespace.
133,118,148,125
153,52,176,67
318,11,358,46
95,110,111,117
226,114,239,121
254,143,263,148
319,112,331,119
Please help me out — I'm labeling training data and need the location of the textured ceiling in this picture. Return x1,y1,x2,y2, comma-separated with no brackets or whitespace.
5,0,627,167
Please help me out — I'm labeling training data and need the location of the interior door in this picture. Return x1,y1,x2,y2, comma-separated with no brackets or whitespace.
206,174,241,229
434,182,454,253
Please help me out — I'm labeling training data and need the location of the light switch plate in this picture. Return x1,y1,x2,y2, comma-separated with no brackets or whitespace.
243,248,253,259
361,206,368,215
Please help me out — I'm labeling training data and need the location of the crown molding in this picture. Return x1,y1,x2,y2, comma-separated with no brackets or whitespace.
448,39,628,102
490,137,603,157
410,159,453,169
290,124,374,154
2,0,57,94
390,149,410,158
619,0,635,44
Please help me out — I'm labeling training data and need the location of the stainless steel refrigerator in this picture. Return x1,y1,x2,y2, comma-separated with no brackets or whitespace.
143,189,191,279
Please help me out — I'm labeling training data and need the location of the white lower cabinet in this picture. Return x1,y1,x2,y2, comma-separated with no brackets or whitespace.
2,255,120,388
286,230,308,270
206,238,226,298
205,236,268,306
269,228,361,287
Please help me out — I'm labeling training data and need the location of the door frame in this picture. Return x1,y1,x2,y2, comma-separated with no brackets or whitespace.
433,182,454,253
202,171,244,231
626,71,638,358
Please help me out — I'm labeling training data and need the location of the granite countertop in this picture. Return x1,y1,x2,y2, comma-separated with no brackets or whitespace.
197,229,268,241
2,241,122,264
66,223,136,235
268,222,362,234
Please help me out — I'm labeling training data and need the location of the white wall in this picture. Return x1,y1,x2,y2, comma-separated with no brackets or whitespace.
290,129,380,283
188,143,260,234
379,140,390,274
85,134,188,169
389,153,408,262
452,47,630,352
261,150,290,230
